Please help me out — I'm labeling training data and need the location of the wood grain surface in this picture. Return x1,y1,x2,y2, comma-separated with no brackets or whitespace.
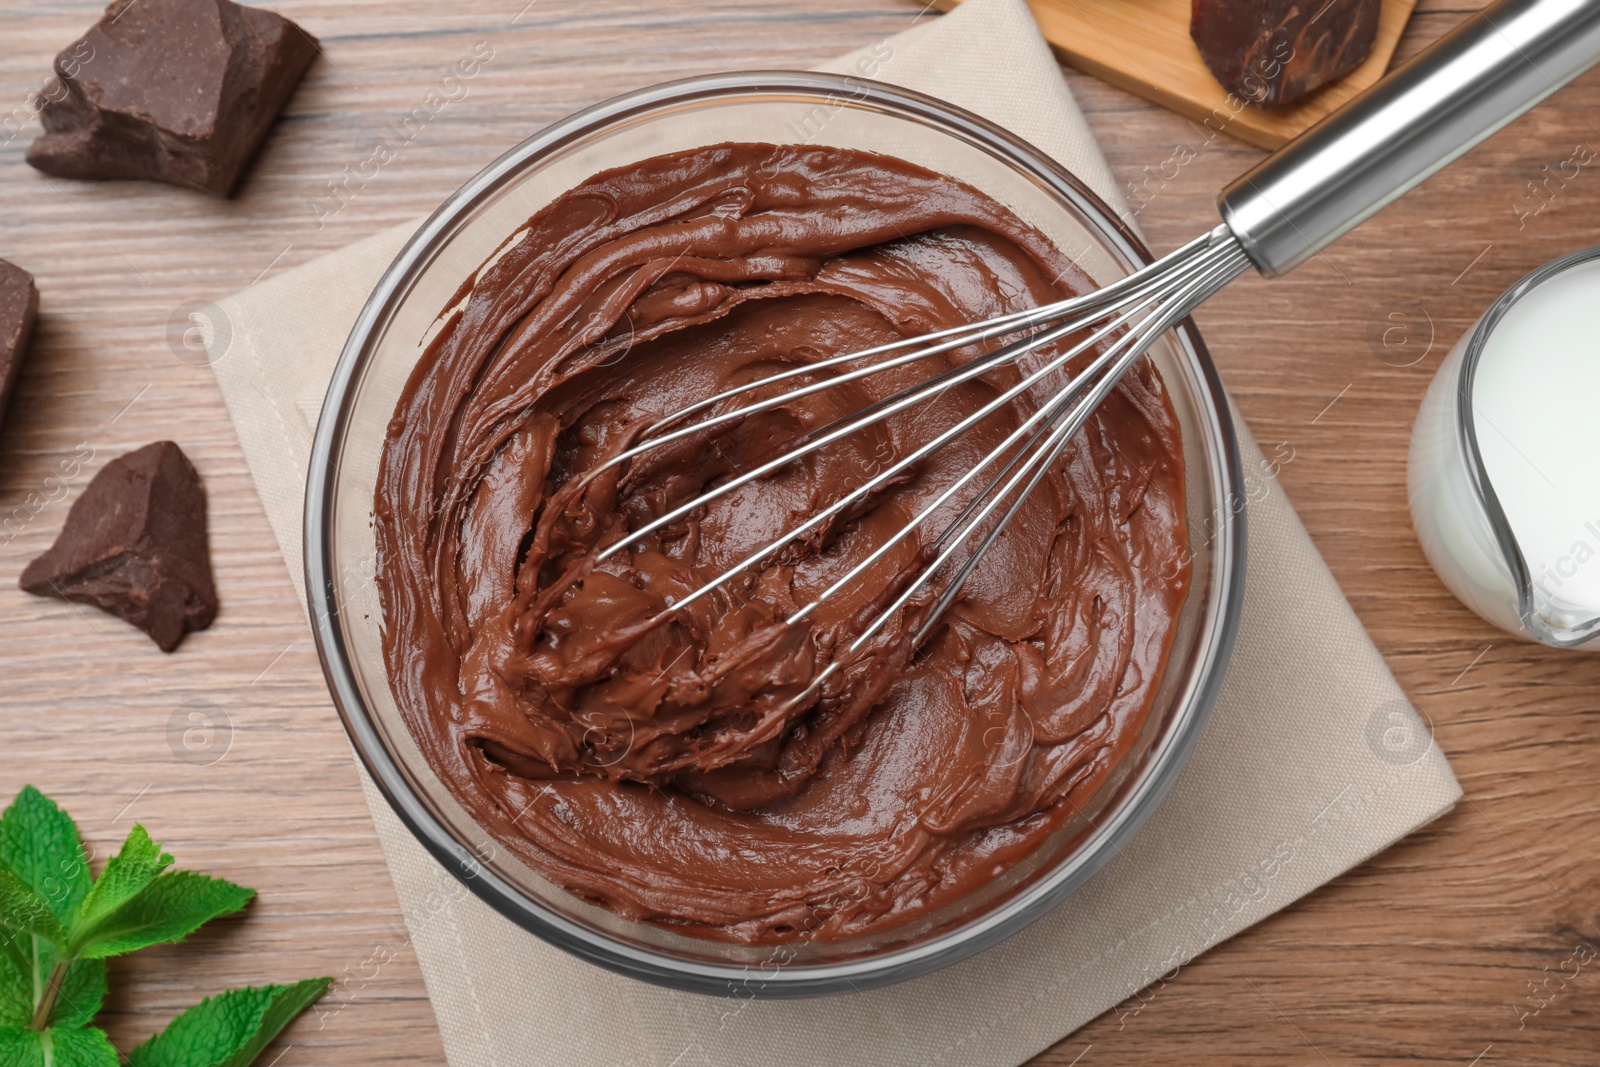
1,1,1597,1064
932,0,1420,149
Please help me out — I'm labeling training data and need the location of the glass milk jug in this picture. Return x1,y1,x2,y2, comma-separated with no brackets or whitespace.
1409,247,1600,650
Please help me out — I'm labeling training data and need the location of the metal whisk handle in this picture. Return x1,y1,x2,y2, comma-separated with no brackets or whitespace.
1219,0,1600,277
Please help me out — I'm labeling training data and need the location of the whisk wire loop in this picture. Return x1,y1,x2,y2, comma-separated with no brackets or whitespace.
592,229,1236,566
576,229,1227,498
778,235,1251,710
649,254,1214,625
573,226,1249,707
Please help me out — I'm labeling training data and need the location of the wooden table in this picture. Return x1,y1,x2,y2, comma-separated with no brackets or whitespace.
1,1,1596,1063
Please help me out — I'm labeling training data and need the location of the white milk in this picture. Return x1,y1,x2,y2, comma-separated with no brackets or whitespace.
1472,259,1600,620
1409,250,1600,649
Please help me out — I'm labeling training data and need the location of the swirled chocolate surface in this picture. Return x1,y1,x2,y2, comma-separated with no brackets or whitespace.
374,143,1188,943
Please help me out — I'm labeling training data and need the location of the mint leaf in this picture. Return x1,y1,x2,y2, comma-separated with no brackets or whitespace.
71,872,253,961
0,931,105,1032
0,789,90,924
0,938,30,1028
0,1024,119,1067
128,979,331,1067
0,791,96,1033
42,958,105,1031
0,789,295,1066
0,871,64,948
67,826,171,946
0,939,105,1031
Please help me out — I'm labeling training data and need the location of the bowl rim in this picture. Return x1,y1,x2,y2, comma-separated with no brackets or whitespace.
304,69,1246,997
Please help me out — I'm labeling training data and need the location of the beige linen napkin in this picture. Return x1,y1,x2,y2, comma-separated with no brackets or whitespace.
207,1,1461,1063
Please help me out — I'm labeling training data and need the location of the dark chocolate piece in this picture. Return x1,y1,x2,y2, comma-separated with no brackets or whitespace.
0,260,38,440
26,0,318,196
1191,0,1382,106
21,441,218,652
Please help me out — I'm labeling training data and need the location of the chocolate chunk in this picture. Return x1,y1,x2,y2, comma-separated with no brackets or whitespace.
26,0,318,196
1191,0,1382,106
21,442,218,652
0,260,38,440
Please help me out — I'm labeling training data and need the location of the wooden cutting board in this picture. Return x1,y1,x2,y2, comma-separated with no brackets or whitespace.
932,0,1419,148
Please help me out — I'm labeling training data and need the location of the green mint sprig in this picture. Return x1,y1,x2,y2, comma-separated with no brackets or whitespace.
0,787,331,1067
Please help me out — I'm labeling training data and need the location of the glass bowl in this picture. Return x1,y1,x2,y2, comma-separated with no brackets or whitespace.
305,71,1245,997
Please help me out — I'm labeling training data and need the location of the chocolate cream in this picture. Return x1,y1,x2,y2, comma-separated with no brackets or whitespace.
375,143,1189,944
